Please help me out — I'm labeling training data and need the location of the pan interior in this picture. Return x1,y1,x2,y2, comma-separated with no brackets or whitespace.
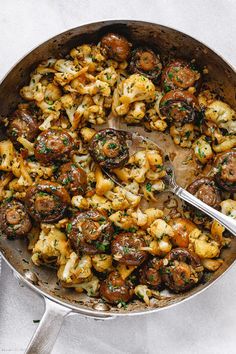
0,20,236,316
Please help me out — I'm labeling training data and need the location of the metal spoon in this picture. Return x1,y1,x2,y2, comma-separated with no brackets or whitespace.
102,130,236,237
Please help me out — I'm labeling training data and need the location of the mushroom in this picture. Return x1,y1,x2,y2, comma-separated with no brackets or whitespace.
57,162,87,196
0,199,32,238
100,271,134,304
159,90,200,124
111,232,148,266
161,59,201,92
34,128,74,165
213,150,236,191
129,47,162,82
7,109,39,149
100,33,132,62
89,129,129,169
187,177,221,208
161,248,203,293
25,181,70,223
67,209,113,255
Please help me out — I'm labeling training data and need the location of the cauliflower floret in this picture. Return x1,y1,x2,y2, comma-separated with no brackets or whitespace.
120,74,155,104
27,161,53,179
148,219,174,239
134,285,152,305
194,238,220,259
220,199,236,219
54,59,83,86
205,100,235,129
189,228,220,259
58,252,92,285
202,258,223,271
109,211,135,229
113,74,155,116
71,195,90,210
131,208,164,228
105,186,141,210
95,167,114,196
212,135,236,153
20,73,46,101
105,188,129,210
70,44,105,72
96,67,118,87
88,194,112,212
61,94,106,129
198,90,216,107
193,135,213,164
129,150,150,183
92,254,113,273
170,123,196,148
142,180,166,201
80,127,96,142
74,276,100,296
0,140,15,171
67,77,111,97
125,102,146,123
31,226,71,266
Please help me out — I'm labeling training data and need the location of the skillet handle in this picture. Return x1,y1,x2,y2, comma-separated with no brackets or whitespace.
25,296,71,354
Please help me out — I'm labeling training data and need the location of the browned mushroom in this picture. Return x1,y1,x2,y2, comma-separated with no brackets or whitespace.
89,129,129,169
161,60,201,92
68,209,113,255
100,33,132,62
139,257,163,289
159,90,200,124
187,177,221,208
56,162,87,196
111,232,148,266
7,109,39,149
34,128,74,165
213,150,236,192
161,248,203,293
129,47,162,82
25,181,70,223
169,218,196,248
0,199,32,238
100,271,134,304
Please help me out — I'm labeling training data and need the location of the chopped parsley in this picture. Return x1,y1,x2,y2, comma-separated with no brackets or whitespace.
66,223,72,233
146,182,152,192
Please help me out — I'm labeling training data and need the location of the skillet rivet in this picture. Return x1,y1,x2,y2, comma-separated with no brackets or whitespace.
24,271,39,285
92,303,110,311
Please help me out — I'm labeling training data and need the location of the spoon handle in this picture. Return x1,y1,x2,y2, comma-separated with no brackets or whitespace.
174,185,236,236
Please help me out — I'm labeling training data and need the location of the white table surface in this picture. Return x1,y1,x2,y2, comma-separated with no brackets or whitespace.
0,1,236,353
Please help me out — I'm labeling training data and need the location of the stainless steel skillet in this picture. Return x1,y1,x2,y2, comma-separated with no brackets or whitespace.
0,20,236,354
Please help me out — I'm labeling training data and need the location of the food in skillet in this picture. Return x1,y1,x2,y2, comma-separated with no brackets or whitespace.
0,32,235,308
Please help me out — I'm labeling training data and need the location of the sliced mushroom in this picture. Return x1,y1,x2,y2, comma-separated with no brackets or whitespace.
187,177,221,208
100,33,132,62
68,209,113,255
139,257,163,289
34,128,74,165
57,162,87,196
214,150,236,191
89,129,129,169
161,248,203,293
129,47,162,82
25,181,70,223
7,109,39,149
0,199,32,238
111,232,148,266
100,271,134,304
159,90,200,124
161,60,201,92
